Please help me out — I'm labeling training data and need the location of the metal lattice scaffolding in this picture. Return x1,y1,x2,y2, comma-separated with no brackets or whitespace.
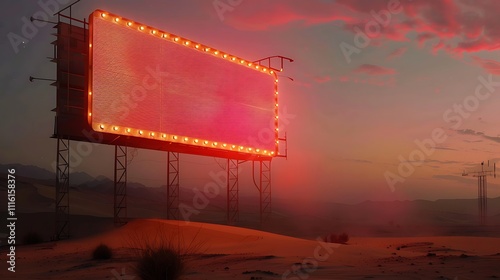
462,161,496,225
51,0,88,240
167,152,180,220
227,159,239,224
478,175,487,225
259,160,272,223
55,137,70,240
114,146,127,226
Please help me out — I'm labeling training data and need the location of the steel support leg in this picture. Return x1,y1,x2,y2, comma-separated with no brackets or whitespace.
114,146,127,226
167,152,180,220
259,160,272,224
484,176,488,224
55,137,70,240
478,176,487,225
227,159,239,224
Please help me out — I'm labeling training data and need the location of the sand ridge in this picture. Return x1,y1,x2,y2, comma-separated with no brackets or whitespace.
3,219,500,279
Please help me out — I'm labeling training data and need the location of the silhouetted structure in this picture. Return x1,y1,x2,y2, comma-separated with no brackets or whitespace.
462,161,496,225
33,2,292,240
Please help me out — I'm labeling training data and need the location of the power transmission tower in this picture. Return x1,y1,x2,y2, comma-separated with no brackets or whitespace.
462,161,496,225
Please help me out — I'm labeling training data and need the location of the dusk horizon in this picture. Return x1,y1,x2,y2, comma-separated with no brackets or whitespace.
2,0,500,205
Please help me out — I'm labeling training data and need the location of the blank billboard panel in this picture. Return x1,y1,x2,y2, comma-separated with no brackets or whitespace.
89,10,279,156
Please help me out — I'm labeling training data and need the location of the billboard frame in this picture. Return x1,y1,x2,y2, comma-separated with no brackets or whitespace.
49,5,291,240
88,10,280,159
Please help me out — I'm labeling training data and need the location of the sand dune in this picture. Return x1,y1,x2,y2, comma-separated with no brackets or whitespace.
3,173,500,241
2,171,500,278
5,219,500,279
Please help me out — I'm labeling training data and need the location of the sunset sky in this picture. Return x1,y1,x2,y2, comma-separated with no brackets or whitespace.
1,0,500,204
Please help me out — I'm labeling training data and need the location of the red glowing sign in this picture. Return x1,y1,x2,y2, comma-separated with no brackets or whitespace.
88,10,279,156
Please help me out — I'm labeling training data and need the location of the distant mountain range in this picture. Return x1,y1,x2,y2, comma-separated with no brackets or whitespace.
0,163,55,181
0,163,100,186
1,163,499,238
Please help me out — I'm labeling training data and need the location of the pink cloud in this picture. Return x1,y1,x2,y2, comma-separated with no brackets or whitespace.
454,38,500,53
387,46,408,59
342,21,408,42
220,0,500,55
314,75,331,83
337,75,396,87
335,0,399,14
293,78,312,88
353,64,396,76
336,0,500,54
416,32,437,45
339,75,350,82
432,40,446,54
342,64,398,86
472,56,500,75
220,0,354,30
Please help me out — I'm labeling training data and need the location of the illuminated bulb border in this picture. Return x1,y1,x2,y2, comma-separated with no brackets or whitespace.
92,123,278,156
96,10,272,72
90,10,280,157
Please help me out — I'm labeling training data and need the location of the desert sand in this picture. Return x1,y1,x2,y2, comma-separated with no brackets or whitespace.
3,219,500,279
1,172,500,279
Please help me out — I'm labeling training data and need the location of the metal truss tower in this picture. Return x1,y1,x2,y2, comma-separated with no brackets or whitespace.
227,159,239,224
259,160,272,223
114,146,128,226
44,4,293,233
52,0,87,239
477,175,487,225
55,138,70,240
462,161,496,225
167,152,180,220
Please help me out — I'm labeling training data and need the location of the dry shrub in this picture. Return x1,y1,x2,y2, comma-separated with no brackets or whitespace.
92,243,113,260
324,232,349,244
128,223,206,280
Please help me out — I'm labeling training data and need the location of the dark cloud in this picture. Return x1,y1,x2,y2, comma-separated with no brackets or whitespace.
432,174,472,184
353,64,396,76
337,158,373,164
463,139,483,143
457,128,500,143
483,135,500,143
435,146,457,151
425,159,460,164
457,128,482,135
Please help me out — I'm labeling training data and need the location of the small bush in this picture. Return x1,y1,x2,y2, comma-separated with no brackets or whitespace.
23,231,43,245
92,244,113,260
128,225,206,280
324,232,349,244
136,246,184,280
337,232,349,244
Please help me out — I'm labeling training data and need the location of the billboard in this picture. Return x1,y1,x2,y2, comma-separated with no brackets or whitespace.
88,10,279,157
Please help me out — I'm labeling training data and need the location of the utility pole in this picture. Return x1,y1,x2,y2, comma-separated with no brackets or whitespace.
462,161,496,225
